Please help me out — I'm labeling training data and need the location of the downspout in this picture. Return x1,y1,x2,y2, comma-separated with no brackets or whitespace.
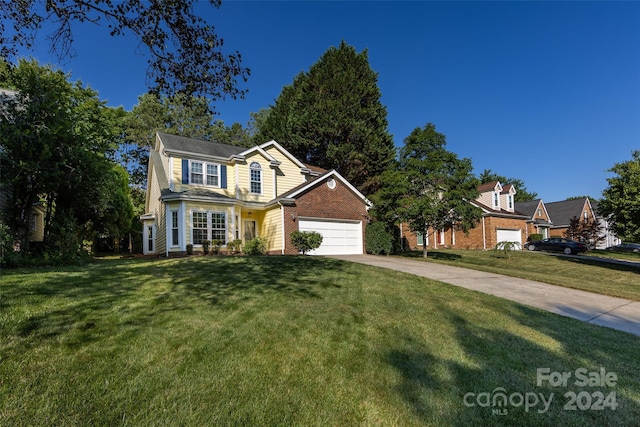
278,201,285,255
482,216,486,250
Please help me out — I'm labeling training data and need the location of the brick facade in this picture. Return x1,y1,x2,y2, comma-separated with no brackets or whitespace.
401,216,527,251
282,176,370,254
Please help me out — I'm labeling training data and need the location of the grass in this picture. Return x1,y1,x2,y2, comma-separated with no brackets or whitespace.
400,249,640,301
1,256,639,426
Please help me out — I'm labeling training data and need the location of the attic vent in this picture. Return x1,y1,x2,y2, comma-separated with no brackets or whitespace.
327,178,336,190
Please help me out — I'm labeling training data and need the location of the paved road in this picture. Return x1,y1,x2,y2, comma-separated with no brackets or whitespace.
330,254,640,337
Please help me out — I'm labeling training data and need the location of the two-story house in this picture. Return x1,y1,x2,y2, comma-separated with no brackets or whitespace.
401,181,529,250
141,133,372,256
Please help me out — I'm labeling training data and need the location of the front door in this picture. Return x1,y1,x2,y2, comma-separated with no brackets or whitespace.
244,220,256,241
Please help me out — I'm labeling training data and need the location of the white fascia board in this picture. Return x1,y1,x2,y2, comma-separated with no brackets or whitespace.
259,139,306,169
161,147,233,164
286,170,373,207
239,144,277,163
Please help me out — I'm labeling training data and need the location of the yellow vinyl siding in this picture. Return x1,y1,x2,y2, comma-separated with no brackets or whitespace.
265,146,306,195
261,207,283,252
240,153,274,203
171,156,235,196
184,202,234,246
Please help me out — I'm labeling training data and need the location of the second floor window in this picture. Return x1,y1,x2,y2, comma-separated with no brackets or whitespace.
191,162,204,184
250,162,262,194
190,161,220,187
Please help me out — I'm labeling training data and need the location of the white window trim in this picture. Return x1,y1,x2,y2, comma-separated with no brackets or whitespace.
189,160,221,188
170,210,180,247
249,161,263,195
190,209,228,246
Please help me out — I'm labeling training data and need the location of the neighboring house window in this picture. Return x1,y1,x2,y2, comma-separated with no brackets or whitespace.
206,164,219,186
417,232,428,247
493,192,499,208
537,208,542,217
171,211,179,246
192,211,208,244
508,195,513,210
191,161,204,185
250,162,262,194
30,213,38,231
584,211,588,222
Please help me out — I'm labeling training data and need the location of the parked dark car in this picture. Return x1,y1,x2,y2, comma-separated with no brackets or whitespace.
605,243,640,253
525,237,588,255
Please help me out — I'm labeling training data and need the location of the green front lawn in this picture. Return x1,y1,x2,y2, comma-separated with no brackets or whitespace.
401,249,640,301
1,256,639,426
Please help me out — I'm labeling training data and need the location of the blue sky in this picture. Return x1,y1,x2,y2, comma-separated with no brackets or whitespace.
9,1,640,202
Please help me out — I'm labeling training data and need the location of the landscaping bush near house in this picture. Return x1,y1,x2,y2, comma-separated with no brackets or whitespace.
211,239,223,254
227,239,242,254
365,222,394,255
244,237,268,255
186,244,194,255
290,231,323,255
528,233,544,242
202,240,211,254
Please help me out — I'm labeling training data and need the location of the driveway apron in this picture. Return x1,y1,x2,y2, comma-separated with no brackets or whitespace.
329,254,640,337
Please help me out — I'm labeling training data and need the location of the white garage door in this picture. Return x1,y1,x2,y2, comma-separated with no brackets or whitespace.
496,229,522,249
298,218,363,255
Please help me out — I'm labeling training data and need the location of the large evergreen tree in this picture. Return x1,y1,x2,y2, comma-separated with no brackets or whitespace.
599,150,640,242
374,123,482,257
256,41,395,194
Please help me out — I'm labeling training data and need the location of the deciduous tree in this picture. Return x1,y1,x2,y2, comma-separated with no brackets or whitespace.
0,0,249,107
599,151,640,242
374,123,482,257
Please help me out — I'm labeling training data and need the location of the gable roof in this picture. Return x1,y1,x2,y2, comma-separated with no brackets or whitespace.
515,199,543,218
478,181,501,193
278,170,372,207
158,132,246,160
545,198,593,227
471,200,529,219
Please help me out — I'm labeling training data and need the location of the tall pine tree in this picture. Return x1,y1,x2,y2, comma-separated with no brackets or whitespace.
256,41,395,195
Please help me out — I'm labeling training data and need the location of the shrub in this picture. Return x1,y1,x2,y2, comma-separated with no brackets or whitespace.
290,231,323,255
365,222,394,255
227,239,242,254
244,237,268,255
186,244,194,255
528,234,544,242
211,239,223,254
202,240,211,254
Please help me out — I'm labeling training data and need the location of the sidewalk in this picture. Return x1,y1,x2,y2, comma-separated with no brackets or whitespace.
329,254,640,337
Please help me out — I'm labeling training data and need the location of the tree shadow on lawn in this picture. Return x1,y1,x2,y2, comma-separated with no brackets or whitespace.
399,250,462,261
385,299,640,426
1,256,352,354
552,254,640,274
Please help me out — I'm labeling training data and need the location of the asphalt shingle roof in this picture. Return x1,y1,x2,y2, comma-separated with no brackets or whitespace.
545,198,588,227
158,132,247,159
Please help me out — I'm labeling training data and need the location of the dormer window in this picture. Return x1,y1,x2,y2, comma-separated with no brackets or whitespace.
250,162,262,194
493,192,500,208
508,195,513,210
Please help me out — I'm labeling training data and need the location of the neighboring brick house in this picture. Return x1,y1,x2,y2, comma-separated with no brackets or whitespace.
545,198,596,238
401,181,529,250
515,199,553,239
141,132,371,256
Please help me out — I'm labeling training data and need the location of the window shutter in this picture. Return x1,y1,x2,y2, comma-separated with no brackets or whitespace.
220,165,227,189
182,159,189,184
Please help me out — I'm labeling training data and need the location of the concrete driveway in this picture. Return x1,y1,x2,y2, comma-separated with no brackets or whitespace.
330,254,640,337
